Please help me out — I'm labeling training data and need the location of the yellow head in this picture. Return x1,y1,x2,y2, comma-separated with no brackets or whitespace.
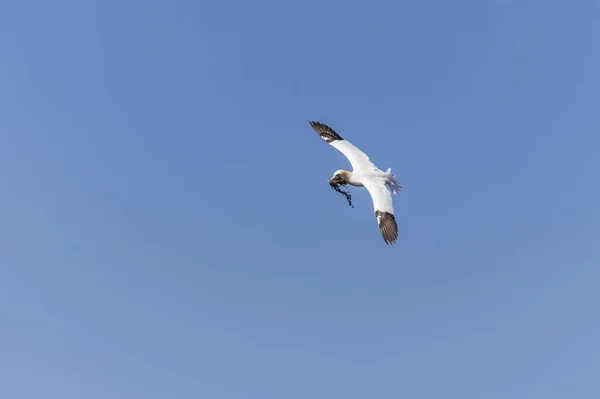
329,169,352,184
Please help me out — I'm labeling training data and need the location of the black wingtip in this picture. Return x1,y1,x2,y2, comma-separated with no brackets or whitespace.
309,121,344,143
375,211,398,245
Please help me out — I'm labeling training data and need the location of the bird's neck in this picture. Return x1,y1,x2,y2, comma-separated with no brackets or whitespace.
344,171,363,187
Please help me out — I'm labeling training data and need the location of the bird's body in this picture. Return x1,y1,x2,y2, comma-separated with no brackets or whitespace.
333,167,386,187
310,121,402,245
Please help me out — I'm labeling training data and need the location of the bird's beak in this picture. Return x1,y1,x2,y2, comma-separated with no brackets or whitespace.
329,176,343,185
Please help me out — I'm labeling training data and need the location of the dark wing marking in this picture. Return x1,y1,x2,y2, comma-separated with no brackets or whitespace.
309,121,374,170
309,121,344,143
375,210,398,245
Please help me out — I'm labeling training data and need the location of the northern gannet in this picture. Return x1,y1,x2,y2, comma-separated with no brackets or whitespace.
310,121,402,245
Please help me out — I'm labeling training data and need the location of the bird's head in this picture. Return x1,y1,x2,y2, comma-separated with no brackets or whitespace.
328,170,354,208
329,169,351,185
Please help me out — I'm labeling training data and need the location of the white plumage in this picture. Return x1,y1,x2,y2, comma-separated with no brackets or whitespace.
310,121,402,245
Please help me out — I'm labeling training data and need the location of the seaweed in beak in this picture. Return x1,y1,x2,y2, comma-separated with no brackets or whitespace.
329,180,354,208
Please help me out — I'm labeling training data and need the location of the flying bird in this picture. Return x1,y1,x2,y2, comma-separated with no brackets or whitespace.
310,121,402,245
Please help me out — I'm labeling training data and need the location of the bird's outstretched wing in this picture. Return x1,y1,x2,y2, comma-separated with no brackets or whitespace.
363,179,398,245
309,121,375,171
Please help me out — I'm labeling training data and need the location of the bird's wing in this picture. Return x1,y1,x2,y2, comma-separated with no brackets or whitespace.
363,178,398,245
310,121,375,171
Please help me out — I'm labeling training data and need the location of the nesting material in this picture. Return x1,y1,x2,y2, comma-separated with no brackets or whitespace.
329,181,354,208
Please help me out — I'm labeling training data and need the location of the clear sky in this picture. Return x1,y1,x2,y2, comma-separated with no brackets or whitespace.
1,1,599,398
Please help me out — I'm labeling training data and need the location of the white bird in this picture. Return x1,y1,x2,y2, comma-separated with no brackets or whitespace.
310,121,402,245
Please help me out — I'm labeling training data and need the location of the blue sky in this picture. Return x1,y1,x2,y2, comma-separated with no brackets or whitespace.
1,0,599,397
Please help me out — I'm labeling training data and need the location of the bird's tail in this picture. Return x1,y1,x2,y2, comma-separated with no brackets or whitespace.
385,168,402,195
